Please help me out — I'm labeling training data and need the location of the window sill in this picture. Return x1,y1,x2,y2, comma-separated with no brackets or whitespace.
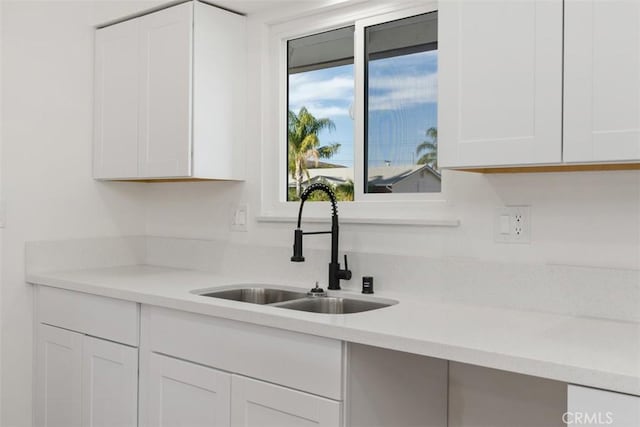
256,215,460,227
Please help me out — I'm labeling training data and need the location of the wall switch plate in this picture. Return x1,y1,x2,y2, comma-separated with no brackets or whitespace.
494,206,530,243
230,204,248,232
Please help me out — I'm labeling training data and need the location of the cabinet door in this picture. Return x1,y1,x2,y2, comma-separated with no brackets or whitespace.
438,0,563,168
35,324,83,427
231,375,342,427
93,18,140,179
138,2,193,178
568,385,640,426
82,336,138,427
564,0,640,163
144,353,231,427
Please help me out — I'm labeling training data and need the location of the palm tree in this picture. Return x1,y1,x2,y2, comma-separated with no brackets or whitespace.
335,179,354,201
288,107,340,198
416,127,438,169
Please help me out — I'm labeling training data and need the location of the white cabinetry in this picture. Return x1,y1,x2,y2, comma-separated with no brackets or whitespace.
568,385,640,426
137,2,193,178
35,287,139,427
94,1,246,180
140,306,343,427
439,0,640,170
93,18,139,178
139,305,447,427
439,0,563,168
82,336,138,427
36,325,138,427
564,0,640,163
231,375,341,427
146,353,231,427
35,324,83,427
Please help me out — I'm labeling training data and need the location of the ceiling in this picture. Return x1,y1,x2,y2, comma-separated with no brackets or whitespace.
208,0,322,15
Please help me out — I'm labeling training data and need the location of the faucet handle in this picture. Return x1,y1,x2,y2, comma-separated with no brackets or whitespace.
342,255,352,280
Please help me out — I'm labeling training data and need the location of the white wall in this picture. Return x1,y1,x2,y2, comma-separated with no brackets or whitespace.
145,12,640,271
0,1,166,425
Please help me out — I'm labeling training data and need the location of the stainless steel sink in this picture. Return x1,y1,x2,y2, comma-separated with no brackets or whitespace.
276,297,394,314
199,287,307,304
195,285,396,314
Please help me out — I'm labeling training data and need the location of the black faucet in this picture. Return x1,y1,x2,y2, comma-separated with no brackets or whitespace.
291,183,352,290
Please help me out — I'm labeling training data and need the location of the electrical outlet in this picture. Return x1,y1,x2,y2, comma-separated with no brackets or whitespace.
494,206,531,244
230,204,248,232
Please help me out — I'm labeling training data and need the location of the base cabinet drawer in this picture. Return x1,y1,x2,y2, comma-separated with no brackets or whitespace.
568,385,640,427
231,375,342,427
35,324,138,427
37,285,139,346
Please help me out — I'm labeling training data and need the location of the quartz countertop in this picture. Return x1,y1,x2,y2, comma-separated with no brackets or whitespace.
27,264,640,396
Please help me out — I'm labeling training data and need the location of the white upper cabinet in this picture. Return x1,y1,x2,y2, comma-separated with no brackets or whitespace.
138,3,193,178
564,0,640,163
93,18,139,179
439,0,563,168
93,1,246,180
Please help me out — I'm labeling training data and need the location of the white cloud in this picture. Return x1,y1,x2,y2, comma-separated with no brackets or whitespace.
302,104,351,118
289,74,353,109
368,73,438,111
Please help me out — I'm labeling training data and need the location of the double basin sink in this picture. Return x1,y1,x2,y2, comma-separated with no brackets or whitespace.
195,286,396,314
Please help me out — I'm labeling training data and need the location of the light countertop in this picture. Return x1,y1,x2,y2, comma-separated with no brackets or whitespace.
27,264,640,396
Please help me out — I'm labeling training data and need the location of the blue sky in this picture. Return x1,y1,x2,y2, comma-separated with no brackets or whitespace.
288,50,437,168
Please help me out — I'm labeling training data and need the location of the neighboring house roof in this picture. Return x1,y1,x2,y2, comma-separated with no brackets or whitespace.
289,167,354,188
367,164,441,190
288,164,440,192
303,160,347,169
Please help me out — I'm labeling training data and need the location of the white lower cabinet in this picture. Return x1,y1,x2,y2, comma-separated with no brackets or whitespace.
82,336,138,427
568,385,640,427
35,324,138,427
142,352,341,427
231,375,341,427
145,353,231,427
35,287,140,427
35,324,83,427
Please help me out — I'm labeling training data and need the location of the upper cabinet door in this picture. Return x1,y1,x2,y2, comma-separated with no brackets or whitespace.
564,0,640,163
94,19,140,179
138,2,193,178
438,0,563,168
82,337,138,427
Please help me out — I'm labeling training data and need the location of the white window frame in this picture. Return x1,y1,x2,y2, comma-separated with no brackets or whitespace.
259,1,459,226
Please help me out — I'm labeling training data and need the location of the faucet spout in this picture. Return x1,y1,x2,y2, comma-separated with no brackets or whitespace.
290,183,352,290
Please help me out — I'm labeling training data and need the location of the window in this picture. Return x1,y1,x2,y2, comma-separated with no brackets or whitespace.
364,12,439,194
282,5,440,207
287,27,355,202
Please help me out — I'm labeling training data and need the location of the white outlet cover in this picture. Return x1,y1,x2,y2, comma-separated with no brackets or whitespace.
494,206,531,244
